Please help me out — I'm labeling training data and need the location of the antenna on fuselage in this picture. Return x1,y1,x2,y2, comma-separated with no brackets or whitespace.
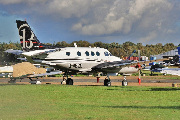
74,43,77,48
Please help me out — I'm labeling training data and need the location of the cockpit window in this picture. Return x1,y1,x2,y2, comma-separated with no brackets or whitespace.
96,51,100,56
85,51,89,56
77,51,81,56
109,53,112,56
104,51,109,56
91,51,95,56
66,52,70,56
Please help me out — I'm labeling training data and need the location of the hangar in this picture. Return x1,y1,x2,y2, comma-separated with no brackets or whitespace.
150,47,180,64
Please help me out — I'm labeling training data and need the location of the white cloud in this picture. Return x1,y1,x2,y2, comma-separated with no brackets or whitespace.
0,0,180,44
0,0,48,5
69,0,173,36
71,23,82,31
167,29,177,34
47,0,92,18
0,0,22,4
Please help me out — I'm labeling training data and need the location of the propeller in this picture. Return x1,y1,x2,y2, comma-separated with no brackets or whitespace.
135,63,142,85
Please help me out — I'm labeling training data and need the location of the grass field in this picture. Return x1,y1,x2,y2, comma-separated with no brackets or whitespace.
1,84,180,120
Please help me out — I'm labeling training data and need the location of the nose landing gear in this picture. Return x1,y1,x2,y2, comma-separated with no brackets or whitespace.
122,76,128,86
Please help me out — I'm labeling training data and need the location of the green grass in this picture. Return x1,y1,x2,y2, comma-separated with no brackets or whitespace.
1,84,180,120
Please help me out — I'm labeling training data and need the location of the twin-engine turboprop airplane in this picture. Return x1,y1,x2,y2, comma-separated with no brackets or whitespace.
5,20,159,86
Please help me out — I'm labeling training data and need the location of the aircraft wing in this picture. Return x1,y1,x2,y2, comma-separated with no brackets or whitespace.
27,71,62,78
0,66,13,73
152,68,180,76
0,73,9,77
5,49,58,56
5,49,23,55
92,60,135,73
92,58,168,74
134,58,169,66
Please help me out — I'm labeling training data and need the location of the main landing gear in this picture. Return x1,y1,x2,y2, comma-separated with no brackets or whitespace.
122,76,128,86
61,72,73,85
103,76,128,86
66,78,73,85
61,76,74,85
104,76,111,86
8,78,16,83
29,78,41,84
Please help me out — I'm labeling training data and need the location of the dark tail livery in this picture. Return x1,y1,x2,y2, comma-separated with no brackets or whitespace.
16,20,45,51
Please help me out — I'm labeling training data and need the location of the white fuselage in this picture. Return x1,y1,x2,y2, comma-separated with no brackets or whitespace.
22,46,138,74
42,47,121,72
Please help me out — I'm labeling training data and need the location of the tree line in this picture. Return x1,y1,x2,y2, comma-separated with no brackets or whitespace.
46,40,177,58
0,41,177,65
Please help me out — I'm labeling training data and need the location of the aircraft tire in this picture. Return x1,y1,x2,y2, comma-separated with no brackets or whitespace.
66,78,73,85
107,81,111,86
104,79,111,86
122,80,128,86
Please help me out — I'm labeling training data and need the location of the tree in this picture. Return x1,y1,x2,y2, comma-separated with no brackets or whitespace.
55,42,62,47
61,41,69,47
0,41,178,64
94,42,104,48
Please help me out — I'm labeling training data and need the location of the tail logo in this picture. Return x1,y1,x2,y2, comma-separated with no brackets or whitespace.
19,24,34,49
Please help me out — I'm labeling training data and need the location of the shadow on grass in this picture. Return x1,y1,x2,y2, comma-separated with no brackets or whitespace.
150,88,180,91
106,86,180,91
76,85,105,86
104,105,180,110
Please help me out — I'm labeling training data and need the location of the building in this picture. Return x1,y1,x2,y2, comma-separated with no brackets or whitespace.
150,47,180,64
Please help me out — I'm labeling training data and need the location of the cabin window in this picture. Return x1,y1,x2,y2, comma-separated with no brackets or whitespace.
96,51,100,56
85,51,89,56
91,51,95,56
66,52,70,56
77,51,81,56
104,52,109,56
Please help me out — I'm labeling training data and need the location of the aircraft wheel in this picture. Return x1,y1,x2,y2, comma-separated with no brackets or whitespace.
163,73,166,76
107,81,111,86
66,78,73,85
104,79,111,86
122,80,128,86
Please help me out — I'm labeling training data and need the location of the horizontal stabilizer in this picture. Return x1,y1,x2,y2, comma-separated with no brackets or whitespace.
28,71,62,77
5,49,23,55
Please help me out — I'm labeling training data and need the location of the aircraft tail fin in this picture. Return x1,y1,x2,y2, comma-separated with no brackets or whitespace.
16,20,44,51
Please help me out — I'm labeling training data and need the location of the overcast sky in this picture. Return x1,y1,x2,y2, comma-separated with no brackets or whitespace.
0,0,180,45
